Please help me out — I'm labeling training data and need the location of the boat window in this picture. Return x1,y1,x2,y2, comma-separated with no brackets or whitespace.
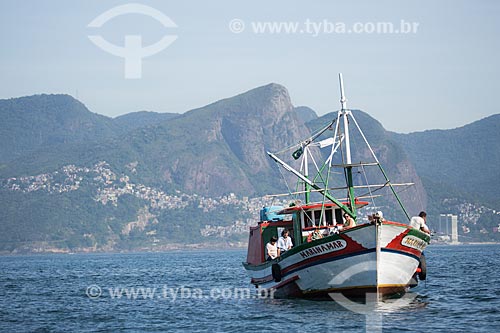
302,209,335,228
325,209,333,225
304,211,313,228
312,209,334,226
334,209,343,225
314,211,322,226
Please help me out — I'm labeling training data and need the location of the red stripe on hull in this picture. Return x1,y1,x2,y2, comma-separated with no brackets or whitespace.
281,234,368,275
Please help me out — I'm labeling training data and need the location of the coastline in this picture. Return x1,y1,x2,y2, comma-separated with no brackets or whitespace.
3,241,500,256
0,241,249,256
429,241,500,246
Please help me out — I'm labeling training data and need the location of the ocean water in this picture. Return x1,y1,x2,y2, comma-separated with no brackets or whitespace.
1,244,500,332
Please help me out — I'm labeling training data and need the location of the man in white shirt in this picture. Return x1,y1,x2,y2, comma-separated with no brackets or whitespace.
410,211,430,234
278,230,293,254
266,236,279,260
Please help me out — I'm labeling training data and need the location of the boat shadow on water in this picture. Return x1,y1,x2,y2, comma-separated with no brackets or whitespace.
258,290,430,314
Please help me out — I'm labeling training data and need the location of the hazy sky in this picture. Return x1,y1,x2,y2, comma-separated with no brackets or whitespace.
1,0,499,133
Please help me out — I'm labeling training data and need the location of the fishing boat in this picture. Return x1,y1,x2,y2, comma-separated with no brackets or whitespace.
243,74,430,299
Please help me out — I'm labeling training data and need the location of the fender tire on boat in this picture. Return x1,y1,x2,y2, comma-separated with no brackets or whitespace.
418,254,427,281
271,263,282,282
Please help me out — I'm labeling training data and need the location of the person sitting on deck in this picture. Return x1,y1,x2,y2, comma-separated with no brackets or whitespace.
278,230,293,254
343,213,357,228
410,211,430,234
266,236,279,260
308,228,324,242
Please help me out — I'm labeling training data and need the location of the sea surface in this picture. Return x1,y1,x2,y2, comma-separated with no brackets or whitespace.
1,244,500,332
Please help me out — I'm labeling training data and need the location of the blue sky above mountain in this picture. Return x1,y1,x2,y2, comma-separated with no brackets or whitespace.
0,0,498,133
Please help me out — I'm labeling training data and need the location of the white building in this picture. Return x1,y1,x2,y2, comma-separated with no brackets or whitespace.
439,214,459,244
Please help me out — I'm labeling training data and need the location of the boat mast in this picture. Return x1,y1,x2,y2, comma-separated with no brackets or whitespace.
339,74,357,219
303,146,310,204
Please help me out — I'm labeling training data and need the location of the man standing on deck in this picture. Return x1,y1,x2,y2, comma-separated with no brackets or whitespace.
410,211,430,234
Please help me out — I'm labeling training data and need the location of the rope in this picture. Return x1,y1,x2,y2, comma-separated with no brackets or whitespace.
415,182,425,212
275,162,315,227
361,164,378,210
273,116,338,155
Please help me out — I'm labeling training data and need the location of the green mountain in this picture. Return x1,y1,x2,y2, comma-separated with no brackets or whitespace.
126,83,311,196
1,84,310,196
114,111,180,132
0,94,119,163
0,84,311,252
0,87,498,252
392,114,500,208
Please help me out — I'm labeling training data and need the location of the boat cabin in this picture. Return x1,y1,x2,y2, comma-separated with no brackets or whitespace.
246,201,368,265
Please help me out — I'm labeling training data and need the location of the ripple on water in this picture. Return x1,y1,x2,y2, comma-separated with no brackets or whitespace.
0,246,500,332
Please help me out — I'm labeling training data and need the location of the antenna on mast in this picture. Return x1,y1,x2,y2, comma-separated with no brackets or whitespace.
339,73,347,111
339,73,351,164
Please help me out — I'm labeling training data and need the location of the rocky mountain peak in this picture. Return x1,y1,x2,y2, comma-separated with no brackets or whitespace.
212,83,308,176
